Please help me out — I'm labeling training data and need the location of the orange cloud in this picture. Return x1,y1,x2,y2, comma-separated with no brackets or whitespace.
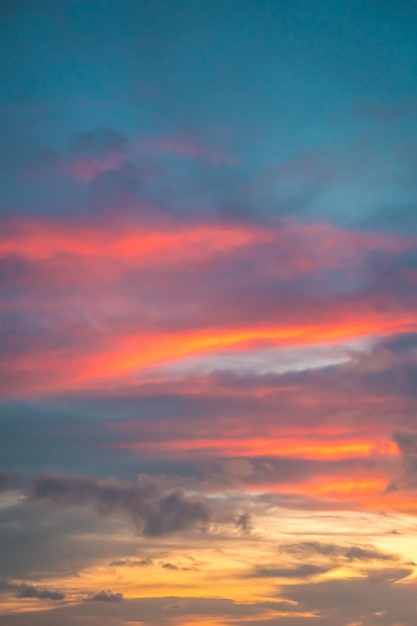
77,312,417,385
115,434,398,461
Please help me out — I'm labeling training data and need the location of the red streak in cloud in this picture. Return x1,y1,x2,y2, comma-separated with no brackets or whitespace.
111,428,402,511
78,314,416,384
115,435,398,461
1,216,416,395
2,310,416,395
0,218,271,262
0,217,408,269
256,474,417,514
253,475,401,512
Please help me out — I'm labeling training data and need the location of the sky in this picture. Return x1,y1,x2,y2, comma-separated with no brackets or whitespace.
1,1,417,624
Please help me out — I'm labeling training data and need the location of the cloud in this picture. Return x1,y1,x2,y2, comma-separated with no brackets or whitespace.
235,512,252,532
380,332,417,354
0,471,20,492
388,431,417,491
85,590,124,602
15,584,65,601
62,128,130,181
247,564,332,579
280,541,395,563
279,569,416,625
72,129,128,160
0,496,157,580
161,599,188,612
1,214,417,396
57,128,236,190
393,431,417,456
28,473,214,536
0,580,64,601
109,558,153,567
0,595,282,626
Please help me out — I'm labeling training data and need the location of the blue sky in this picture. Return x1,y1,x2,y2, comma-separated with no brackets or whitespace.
2,0,417,225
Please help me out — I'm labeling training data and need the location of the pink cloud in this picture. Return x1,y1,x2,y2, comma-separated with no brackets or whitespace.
62,133,237,182
65,155,125,181
1,215,417,396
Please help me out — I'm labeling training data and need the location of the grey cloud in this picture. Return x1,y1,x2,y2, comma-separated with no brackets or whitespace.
0,594,281,626
0,393,380,488
281,541,395,562
0,471,20,492
388,431,417,490
0,497,149,580
380,332,417,354
280,569,416,625
235,512,252,532
28,473,212,536
71,128,128,159
393,431,417,456
0,580,64,601
87,162,143,213
142,489,211,537
162,562,178,570
15,584,64,601
85,590,124,602
162,599,188,611
247,564,332,579
109,558,153,567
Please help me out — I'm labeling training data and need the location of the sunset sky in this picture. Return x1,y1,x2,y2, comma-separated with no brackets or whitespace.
2,1,417,625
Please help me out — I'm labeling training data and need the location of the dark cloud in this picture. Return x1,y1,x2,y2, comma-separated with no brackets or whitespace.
109,557,153,567
28,473,213,536
85,590,124,602
162,562,178,570
280,569,416,625
380,332,417,354
162,599,188,611
235,512,252,532
247,564,332,579
0,594,283,626
71,128,128,159
280,541,395,562
0,580,64,601
15,584,64,601
388,431,417,490
393,431,417,456
0,497,156,580
87,162,144,213
0,471,20,492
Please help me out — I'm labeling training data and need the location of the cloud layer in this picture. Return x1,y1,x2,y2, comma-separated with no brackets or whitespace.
2,0,417,624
